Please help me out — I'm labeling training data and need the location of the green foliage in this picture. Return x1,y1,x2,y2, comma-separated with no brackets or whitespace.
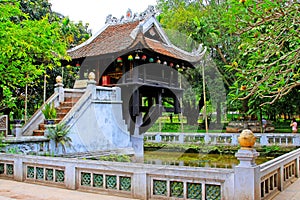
97,154,131,162
224,0,300,106
47,123,72,153
0,1,69,112
262,145,281,154
42,102,57,119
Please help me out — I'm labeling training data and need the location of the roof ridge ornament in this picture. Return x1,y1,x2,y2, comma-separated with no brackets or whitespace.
105,5,156,25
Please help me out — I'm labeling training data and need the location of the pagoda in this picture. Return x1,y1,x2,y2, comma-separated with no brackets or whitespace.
67,6,206,135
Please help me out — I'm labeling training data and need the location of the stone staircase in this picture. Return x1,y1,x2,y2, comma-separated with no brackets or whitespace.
32,96,81,136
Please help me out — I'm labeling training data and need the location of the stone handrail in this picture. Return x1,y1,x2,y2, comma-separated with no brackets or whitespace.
259,148,300,199
0,153,234,199
22,93,59,136
0,146,299,199
94,86,121,102
145,132,300,146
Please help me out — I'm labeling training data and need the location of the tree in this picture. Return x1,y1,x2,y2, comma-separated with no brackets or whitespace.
225,0,300,108
157,0,230,125
3,0,91,118
0,1,69,113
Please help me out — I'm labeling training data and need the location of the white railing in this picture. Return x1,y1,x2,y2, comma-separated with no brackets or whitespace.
145,132,300,146
259,148,300,200
0,154,233,199
94,86,121,102
1,147,300,199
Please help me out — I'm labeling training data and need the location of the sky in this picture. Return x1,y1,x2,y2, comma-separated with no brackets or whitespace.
49,0,157,35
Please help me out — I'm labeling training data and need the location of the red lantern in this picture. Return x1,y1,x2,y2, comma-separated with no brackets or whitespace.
141,55,147,60
117,57,123,63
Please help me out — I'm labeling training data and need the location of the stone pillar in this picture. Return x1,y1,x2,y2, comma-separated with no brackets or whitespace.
64,162,76,190
14,156,24,181
54,76,64,103
132,172,147,199
113,87,121,101
234,129,260,200
87,72,96,99
204,134,211,144
131,135,144,157
12,124,22,138
131,114,144,157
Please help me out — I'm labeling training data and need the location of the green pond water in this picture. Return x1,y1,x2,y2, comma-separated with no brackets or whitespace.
143,151,273,168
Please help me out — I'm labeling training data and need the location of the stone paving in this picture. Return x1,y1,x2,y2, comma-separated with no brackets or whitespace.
272,178,300,200
0,179,137,200
1,177,300,200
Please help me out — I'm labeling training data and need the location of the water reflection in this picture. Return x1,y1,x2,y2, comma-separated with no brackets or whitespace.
143,151,271,169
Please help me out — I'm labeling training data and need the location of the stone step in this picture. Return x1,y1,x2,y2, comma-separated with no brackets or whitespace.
56,107,72,113
60,102,75,107
33,130,44,136
64,97,81,103
39,124,46,130
57,113,66,119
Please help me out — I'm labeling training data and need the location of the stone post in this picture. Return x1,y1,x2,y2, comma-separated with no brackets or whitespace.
12,124,22,138
131,114,144,158
132,172,147,199
234,129,260,200
86,72,96,99
14,156,24,181
54,76,64,103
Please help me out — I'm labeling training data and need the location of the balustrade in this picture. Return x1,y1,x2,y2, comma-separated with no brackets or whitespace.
145,132,300,146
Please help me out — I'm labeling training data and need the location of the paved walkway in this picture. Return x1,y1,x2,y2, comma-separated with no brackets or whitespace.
272,178,300,200
1,177,300,199
0,179,138,200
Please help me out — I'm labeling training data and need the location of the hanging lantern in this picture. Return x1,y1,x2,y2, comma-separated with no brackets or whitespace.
135,53,140,60
128,55,133,61
157,59,161,64
117,57,123,63
149,58,154,62
176,64,180,68
169,63,174,67
141,55,147,60
163,61,167,65
75,63,80,67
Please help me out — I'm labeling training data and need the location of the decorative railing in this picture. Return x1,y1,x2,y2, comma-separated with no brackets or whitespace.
259,148,300,200
0,154,233,199
0,160,14,179
77,168,132,195
25,163,65,185
0,115,8,137
1,148,300,199
94,86,120,102
145,132,300,146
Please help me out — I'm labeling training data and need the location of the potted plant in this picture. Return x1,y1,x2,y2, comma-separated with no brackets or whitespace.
42,102,57,124
47,123,72,154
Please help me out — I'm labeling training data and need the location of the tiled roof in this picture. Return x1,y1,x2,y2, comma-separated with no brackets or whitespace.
68,21,140,59
68,17,206,63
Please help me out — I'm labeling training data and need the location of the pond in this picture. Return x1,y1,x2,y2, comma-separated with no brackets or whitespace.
142,150,273,168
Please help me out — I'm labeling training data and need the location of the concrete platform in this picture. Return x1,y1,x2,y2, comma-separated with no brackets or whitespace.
0,179,137,200
272,178,300,200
